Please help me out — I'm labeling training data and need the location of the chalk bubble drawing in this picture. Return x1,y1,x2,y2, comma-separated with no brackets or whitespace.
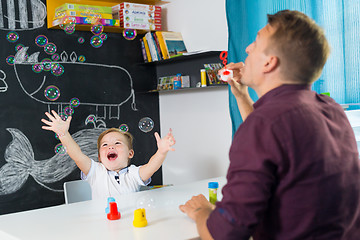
0,127,104,195
0,0,46,31
13,46,138,120
0,70,8,92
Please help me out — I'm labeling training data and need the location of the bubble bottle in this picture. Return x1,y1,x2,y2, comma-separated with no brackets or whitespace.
208,182,219,205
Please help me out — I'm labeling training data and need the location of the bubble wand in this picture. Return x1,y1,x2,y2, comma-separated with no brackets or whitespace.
219,51,233,82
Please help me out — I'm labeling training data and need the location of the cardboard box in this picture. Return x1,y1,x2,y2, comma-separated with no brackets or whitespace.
52,16,119,27
120,21,161,30
112,2,161,13
120,16,161,25
55,3,112,14
113,9,161,19
54,9,113,20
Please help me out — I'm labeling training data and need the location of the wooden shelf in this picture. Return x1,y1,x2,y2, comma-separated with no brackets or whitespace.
46,0,169,33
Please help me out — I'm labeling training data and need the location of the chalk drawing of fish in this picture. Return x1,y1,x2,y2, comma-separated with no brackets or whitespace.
13,46,137,120
0,128,104,195
0,0,46,31
0,70,8,92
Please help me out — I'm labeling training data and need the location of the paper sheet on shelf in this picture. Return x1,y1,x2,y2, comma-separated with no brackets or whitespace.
345,109,360,142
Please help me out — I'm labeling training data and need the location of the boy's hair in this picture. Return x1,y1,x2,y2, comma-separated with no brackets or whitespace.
266,10,330,84
97,128,134,164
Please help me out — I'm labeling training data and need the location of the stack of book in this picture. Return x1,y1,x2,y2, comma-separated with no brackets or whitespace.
112,2,162,31
52,3,119,27
140,31,188,62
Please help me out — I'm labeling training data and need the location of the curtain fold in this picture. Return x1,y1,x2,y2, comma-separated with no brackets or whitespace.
226,0,360,136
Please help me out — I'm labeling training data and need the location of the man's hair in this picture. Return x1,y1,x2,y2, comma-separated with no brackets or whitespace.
97,128,134,152
266,10,330,83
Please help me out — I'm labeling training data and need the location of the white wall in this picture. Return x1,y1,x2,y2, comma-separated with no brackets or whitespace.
160,0,231,185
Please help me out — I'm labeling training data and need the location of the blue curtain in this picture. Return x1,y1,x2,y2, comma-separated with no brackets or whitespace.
226,0,360,135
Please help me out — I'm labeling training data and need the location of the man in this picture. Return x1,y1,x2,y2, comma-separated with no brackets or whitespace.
180,10,360,240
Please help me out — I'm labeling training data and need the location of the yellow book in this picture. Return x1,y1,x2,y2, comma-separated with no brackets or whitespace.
155,31,169,59
142,36,152,62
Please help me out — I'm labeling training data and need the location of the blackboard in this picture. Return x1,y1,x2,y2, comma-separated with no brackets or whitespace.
0,0,160,215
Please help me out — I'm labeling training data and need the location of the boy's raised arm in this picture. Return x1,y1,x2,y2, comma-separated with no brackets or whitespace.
41,110,92,175
139,129,175,182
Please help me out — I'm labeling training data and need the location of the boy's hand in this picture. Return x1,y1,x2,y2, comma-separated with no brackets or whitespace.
155,128,176,154
41,110,72,137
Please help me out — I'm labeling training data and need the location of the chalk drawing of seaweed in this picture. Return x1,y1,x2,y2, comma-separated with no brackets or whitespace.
13,47,138,120
0,0,46,31
0,128,104,194
0,70,8,92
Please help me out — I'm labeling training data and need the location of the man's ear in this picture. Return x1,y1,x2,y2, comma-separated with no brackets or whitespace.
128,149,134,159
263,55,279,73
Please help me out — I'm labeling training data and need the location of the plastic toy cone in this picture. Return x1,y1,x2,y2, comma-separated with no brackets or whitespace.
107,202,121,220
133,208,147,227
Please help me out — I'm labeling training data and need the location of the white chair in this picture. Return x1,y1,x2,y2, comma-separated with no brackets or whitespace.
63,180,92,204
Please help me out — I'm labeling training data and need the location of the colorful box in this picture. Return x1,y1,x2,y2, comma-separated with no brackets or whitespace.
120,15,161,25
54,10,113,20
52,16,119,27
113,9,161,19
55,3,112,14
112,2,161,13
120,21,161,30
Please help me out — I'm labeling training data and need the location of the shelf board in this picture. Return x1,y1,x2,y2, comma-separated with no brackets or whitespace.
149,84,228,93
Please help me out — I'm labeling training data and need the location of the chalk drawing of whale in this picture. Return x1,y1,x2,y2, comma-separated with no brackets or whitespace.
0,127,104,195
0,0,46,31
13,47,137,120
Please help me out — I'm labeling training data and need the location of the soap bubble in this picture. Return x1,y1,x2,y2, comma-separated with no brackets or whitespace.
119,124,129,133
51,63,64,77
54,143,66,155
136,194,156,209
64,24,76,34
51,53,60,61
15,44,24,51
35,35,48,47
32,64,43,73
41,58,52,71
60,16,76,29
58,112,68,121
44,43,57,55
70,97,80,108
90,35,103,48
122,29,137,40
91,23,104,35
78,37,85,44
6,55,15,65
78,55,86,62
100,33,108,41
64,105,74,116
85,114,96,125
44,85,60,101
6,31,19,43
138,117,154,133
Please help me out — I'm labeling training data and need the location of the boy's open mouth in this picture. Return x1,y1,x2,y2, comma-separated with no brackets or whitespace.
107,152,118,161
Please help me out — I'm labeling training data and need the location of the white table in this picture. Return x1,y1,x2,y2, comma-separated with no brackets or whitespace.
0,177,226,240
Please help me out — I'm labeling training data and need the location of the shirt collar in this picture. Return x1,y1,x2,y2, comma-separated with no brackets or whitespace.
253,84,311,109
109,166,129,177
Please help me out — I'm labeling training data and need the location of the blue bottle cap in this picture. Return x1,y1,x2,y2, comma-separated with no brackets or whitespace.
208,182,219,188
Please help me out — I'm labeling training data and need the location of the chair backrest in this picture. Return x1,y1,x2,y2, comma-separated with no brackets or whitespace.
63,180,92,204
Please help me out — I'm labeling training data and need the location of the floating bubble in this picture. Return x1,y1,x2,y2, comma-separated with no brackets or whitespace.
64,24,76,34
91,23,104,35
123,29,137,40
51,53,60,61
15,44,24,52
60,16,76,29
90,35,103,48
54,143,66,155
32,64,43,73
6,32,19,43
70,97,80,108
119,124,129,133
55,133,60,140
78,55,86,62
85,114,96,125
35,35,48,47
41,58,52,71
6,55,15,65
44,43,57,55
51,63,64,76
58,112,68,121
100,33,108,41
136,194,156,209
78,37,85,44
138,117,154,133
64,105,74,116
44,85,60,101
